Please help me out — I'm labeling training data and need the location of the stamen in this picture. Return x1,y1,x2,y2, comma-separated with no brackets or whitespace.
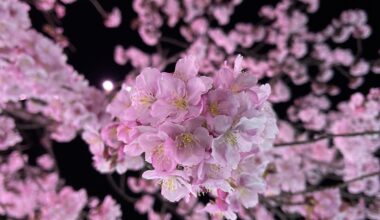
139,95,155,106
173,98,187,109
225,132,238,146
163,177,176,191
209,102,219,116
179,133,194,147
154,144,164,155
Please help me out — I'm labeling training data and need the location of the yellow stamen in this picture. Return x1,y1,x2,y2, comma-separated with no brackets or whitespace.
139,95,155,106
163,177,176,191
225,131,238,146
179,133,194,147
173,98,187,109
209,102,219,116
210,164,221,172
154,144,164,155
227,178,238,188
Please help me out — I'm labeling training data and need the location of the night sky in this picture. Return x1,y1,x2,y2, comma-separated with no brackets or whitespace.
28,1,380,219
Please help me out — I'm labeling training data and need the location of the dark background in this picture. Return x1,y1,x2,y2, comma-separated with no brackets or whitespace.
28,1,380,219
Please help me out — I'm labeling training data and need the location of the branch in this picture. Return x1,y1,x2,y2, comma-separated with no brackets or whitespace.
106,174,138,203
2,107,52,126
274,130,380,147
266,170,380,200
355,38,363,62
334,65,353,79
160,37,189,49
88,0,107,18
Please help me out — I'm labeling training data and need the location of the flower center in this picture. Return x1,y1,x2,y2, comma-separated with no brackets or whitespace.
163,177,177,191
173,98,187,110
139,95,155,106
178,133,194,148
209,102,219,116
154,144,164,155
224,131,238,146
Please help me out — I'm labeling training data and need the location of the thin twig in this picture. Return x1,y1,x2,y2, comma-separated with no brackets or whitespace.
119,174,126,191
88,0,107,18
334,65,353,79
106,174,138,203
267,170,380,199
160,37,189,49
355,39,363,62
274,130,380,147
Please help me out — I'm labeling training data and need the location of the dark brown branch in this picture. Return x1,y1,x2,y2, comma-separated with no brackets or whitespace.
2,107,52,126
274,130,380,147
160,37,189,49
106,174,138,203
355,38,363,62
334,65,353,79
88,0,107,18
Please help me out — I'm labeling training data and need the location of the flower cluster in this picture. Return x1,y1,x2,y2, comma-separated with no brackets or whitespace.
1,1,123,219
101,55,278,219
256,89,380,219
330,89,380,196
0,151,122,220
132,0,243,46
0,116,22,151
120,0,378,106
0,0,109,143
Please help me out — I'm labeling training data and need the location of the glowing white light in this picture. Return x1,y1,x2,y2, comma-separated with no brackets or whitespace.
102,80,114,92
125,86,132,92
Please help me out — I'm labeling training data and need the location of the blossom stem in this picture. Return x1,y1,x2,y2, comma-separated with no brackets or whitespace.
274,130,380,147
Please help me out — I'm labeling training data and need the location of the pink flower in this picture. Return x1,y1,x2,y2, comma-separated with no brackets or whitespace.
135,195,154,214
205,89,239,119
127,67,161,124
89,196,122,220
35,0,55,11
39,187,87,220
101,123,122,149
106,88,132,121
213,56,257,93
148,210,171,220
212,116,269,169
143,170,192,202
203,202,237,220
194,158,233,192
114,45,127,65
0,116,21,150
208,29,236,54
54,4,66,18
159,119,212,166
151,73,210,122
139,130,177,172
173,56,199,81
127,177,158,194
37,154,54,170
350,60,370,76
228,174,265,208
104,7,122,28
82,130,105,155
